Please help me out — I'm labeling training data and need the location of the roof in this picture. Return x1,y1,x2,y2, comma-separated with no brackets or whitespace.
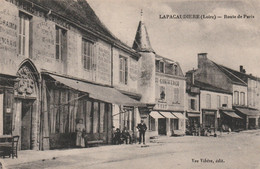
219,65,260,82
132,21,154,53
213,62,248,86
26,0,139,57
194,80,232,94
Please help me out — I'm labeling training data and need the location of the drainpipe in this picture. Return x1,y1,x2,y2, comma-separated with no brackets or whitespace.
111,43,114,87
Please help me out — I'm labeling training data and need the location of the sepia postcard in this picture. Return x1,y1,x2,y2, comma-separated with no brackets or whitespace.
0,0,260,168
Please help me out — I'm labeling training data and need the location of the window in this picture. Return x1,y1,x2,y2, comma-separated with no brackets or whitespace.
159,86,166,101
119,56,128,84
240,92,245,105
234,91,239,105
156,60,160,72
159,61,165,73
206,94,211,108
19,12,31,57
224,96,228,106
190,99,196,110
173,88,180,103
55,26,67,60
217,95,221,107
174,65,178,75
82,39,94,70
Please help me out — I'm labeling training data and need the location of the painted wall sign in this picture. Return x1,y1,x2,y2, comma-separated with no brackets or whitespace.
97,44,111,84
129,59,139,81
32,19,55,62
154,103,168,110
156,77,180,86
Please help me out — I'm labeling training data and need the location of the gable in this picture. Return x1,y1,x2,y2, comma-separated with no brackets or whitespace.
194,59,233,92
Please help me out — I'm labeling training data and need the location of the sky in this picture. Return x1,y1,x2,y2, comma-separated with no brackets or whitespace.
88,0,260,77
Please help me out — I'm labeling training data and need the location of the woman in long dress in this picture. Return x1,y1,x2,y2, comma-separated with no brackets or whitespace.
76,119,85,148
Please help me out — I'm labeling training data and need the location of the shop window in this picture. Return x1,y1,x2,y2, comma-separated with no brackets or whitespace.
206,94,211,108
19,12,31,57
159,86,166,101
119,56,128,85
173,119,179,130
55,26,67,61
234,91,239,105
149,116,156,131
173,88,180,104
240,92,245,105
82,39,95,70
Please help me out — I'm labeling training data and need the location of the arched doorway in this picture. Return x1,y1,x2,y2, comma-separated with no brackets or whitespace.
13,59,40,150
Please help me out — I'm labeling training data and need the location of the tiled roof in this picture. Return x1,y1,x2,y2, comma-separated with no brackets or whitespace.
132,21,154,53
213,62,247,86
27,0,139,56
218,65,260,82
194,80,232,94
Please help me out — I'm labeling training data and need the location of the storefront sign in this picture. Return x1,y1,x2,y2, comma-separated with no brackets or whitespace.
156,77,180,86
155,103,168,110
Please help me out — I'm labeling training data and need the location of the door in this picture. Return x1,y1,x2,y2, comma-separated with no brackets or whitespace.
21,100,33,150
158,118,166,135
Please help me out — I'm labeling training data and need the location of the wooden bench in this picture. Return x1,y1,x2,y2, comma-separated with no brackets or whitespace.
85,140,103,147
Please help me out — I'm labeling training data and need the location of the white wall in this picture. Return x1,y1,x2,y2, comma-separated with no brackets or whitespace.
233,84,247,106
200,90,232,109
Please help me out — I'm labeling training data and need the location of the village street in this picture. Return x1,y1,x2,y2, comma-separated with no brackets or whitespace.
2,130,260,169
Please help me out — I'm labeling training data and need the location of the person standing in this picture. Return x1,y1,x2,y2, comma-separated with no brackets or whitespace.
137,120,147,145
76,119,85,148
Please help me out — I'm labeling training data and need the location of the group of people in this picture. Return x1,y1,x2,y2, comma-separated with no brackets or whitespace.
76,119,147,148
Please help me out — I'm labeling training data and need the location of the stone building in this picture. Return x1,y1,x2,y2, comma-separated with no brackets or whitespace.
0,0,147,150
188,53,259,132
132,17,186,137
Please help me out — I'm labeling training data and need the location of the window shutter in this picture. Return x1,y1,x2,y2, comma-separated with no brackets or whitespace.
125,58,128,84
194,99,197,110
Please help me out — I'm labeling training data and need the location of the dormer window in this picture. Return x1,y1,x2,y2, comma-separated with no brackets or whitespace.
174,65,178,75
159,61,164,73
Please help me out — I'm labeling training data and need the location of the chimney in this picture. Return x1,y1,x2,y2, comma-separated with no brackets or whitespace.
240,65,246,73
191,69,195,85
185,69,195,85
198,53,207,68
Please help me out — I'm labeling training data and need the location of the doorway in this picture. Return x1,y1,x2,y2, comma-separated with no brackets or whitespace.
158,118,166,135
21,100,33,150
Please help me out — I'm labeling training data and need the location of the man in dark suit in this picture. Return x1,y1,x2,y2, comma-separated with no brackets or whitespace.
137,120,147,145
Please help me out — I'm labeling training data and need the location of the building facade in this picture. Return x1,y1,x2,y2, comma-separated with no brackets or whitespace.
189,53,259,132
0,0,146,150
132,18,186,137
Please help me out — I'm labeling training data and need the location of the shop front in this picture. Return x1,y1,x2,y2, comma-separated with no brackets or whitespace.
202,109,218,135
219,109,243,132
148,111,186,136
41,72,145,149
234,107,260,130
186,111,200,135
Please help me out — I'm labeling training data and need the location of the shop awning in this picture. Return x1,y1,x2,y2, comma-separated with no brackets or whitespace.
48,74,146,107
222,111,243,119
172,112,187,119
160,112,177,119
187,112,200,118
236,108,260,116
150,111,165,119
